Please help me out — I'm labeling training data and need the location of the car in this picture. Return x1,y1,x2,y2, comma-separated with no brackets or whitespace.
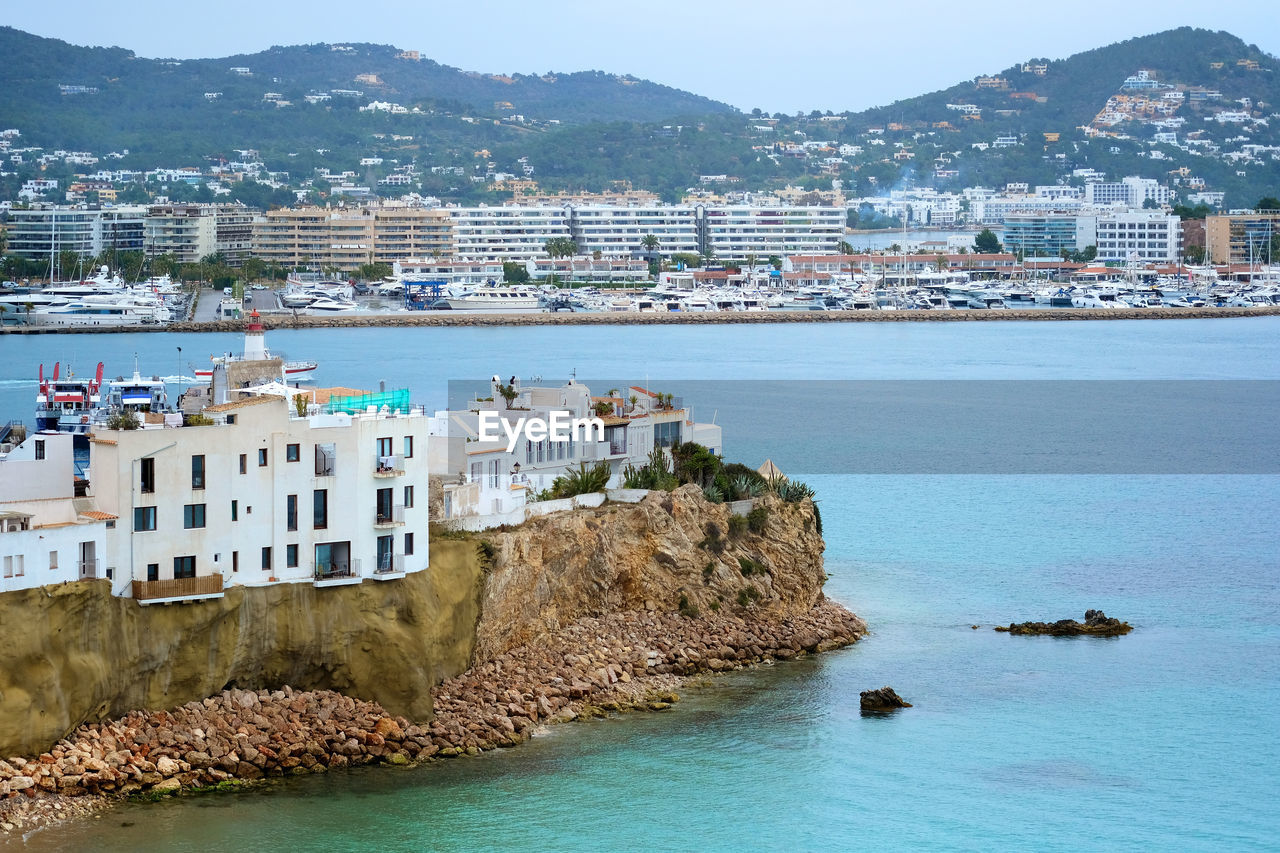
223,287,233,296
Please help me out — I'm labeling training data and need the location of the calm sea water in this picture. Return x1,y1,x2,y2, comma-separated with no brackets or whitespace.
3,319,1278,851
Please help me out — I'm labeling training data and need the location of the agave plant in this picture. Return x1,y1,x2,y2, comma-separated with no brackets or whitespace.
731,474,765,499
772,479,816,503
703,485,725,503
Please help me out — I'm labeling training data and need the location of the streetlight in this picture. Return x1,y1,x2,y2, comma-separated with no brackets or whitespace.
175,346,182,408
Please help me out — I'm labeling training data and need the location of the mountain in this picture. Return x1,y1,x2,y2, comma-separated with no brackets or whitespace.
0,26,1278,208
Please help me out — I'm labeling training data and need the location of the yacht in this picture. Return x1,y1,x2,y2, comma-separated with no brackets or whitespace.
445,285,543,311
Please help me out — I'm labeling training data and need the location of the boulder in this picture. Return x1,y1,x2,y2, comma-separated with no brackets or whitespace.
859,687,912,712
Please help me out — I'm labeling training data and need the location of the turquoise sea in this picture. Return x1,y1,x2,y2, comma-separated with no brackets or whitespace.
2,318,1278,851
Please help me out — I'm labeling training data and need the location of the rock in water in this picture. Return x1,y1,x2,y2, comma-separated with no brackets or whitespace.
860,687,912,711
995,609,1133,637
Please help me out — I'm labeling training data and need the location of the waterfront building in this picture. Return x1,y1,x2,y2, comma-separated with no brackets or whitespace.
445,206,572,261
1204,211,1280,264
87,393,431,604
697,205,845,261
0,432,111,594
4,206,147,265
1093,210,1181,263
566,205,700,257
433,379,721,523
252,206,453,271
144,204,217,264
1001,214,1096,257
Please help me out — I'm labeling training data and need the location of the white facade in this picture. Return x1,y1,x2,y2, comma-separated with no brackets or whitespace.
88,395,431,603
4,206,147,261
1,433,110,594
446,206,572,261
699,205,845,260
568,205,700,257
1094,210,1181,263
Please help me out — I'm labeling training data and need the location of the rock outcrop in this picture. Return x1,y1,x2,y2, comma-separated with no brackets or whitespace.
859,687,912,711
995,609,1133,636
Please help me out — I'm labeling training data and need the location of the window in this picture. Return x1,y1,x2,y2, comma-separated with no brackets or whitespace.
147,562,159,582
376,437,393,458
655,420,681,449
232,551,238,573
183,503,206,529
106,519,115,529
313,489,328,529
315,443,336,477
34,439,45,460
258,448,268,467
376,487,393,523
404,532,414,556
239,454,247,475
140,457,155,494
226,415,236,425
403,435,414,458
173,556,195,579
286,544,298,568
2,556,10,578
191,455,205,489
49,550,58,571
403,485,414,508
133,506,157,531
377,534,394,571
232,500,238,522
286,494,298,531
261,547,272,571
286,443,300,462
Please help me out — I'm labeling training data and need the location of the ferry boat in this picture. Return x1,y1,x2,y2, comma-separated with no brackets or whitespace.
35,362,104,435
194,310,318,380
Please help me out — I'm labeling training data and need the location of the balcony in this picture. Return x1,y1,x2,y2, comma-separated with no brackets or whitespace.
374,454,405,477
374,504,406,528
132,574,225,605
373,553,405,580
314,558,362,588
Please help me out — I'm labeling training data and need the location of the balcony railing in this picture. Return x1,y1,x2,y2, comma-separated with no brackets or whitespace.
375,553,405,574
78,558,99,580
374,505,406,527
374,454,405,477
314,558,361,581
132,574,224,602
315,448,336,477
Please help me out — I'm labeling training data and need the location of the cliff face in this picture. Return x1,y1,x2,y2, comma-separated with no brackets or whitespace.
0,541,485,757
0,487,832,757
474,486,827,661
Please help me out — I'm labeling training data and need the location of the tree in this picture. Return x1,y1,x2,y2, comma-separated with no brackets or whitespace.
837,241,854,255
1257,197,1280,211
767,255,783,271
356,262,392,281
1184,245,1205,264
974,228,1002,254
543,237,578,259
241,257,266,282
502,261,530,283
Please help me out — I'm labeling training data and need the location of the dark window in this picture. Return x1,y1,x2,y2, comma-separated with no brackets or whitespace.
173,556,195,579
133,506,156,531
286,443,300,462
191,455,205,489
313,489,328,529
146,562,159,582
315,443,336,476
232,551,239,573
258,448,268,467
403,485,414,508
403,435,414,458
183,503,206,529
286,544,298,568
231,500,238,522
654,420,681,449
34,440,45,460
377,534,394,571
286,494,297,531
226,415,236,425
239,454,247,475
261,547,272,571
404,532,414,556
140,457,155,494
376,487,393,523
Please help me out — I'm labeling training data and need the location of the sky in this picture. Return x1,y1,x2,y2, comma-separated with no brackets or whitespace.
6,0,1279,114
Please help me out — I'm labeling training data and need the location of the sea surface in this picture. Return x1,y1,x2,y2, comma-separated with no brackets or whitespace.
2,318,1278,851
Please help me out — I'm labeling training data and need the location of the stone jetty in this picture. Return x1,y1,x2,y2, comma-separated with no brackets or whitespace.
2,305,1277,334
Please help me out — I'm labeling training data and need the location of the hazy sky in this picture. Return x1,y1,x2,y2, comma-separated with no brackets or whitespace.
7,0,1279,113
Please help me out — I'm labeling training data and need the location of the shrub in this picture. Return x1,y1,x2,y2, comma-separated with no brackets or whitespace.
727,514,748,538
546,461,611,499
747,505,770,534
678,593,700,618
703,485,725,504
621,447,678,491
736,585,762,607
107,411,139,430
771,479,816,503
737,555,762,576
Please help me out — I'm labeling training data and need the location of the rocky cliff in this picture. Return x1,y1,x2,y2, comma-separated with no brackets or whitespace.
0,541,485,757
0,485,841,758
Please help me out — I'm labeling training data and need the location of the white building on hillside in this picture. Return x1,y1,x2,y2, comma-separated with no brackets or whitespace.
1,432,112,594
87,393,431,604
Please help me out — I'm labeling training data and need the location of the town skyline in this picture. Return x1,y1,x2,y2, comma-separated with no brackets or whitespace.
6,0,1280,114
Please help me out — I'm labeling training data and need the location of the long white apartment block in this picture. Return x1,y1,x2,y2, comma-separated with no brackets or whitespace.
87,394,431,604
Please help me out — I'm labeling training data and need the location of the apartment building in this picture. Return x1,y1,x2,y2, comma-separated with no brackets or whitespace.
567,205,700,257
697,205,845,260
1083,176,1170,208
446,206,571,261
88,394,431,604
4,206,147,263
252,206,452,271
1205,211,1280,264
1,432,111,594
1094,210,1181,263
1001,214,1096,257
144,204,217,264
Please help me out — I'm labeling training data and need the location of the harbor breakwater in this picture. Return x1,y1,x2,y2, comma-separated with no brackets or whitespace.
0,488,863,832
2,305,1278,334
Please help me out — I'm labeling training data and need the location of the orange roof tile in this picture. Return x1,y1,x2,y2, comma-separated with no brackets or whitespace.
203,395,282,414
80,510,118,521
